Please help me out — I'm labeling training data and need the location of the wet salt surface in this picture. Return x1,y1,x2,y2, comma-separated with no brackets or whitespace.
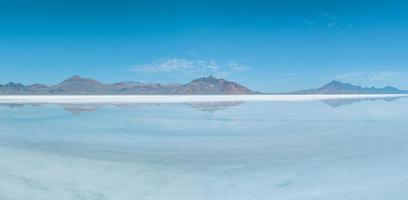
0,98,408,200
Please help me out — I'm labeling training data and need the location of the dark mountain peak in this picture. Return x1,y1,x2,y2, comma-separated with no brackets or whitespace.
174,76,254,94
61,75,98,83
5,82,24,88
202,75,218,80
54,75,106,94
321,80,360,89
58,76,104,88
0,82,27,94
381,85,403,93
193,75,224,84
326,80,343,85
29,83,48,88
68,75,82,80
62,75,83,82
202,75,216,79
384,85,398,90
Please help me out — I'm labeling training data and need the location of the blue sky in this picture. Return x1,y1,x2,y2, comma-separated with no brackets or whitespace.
0,0,407,92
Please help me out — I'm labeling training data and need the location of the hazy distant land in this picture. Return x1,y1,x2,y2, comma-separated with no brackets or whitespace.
0,75,407,96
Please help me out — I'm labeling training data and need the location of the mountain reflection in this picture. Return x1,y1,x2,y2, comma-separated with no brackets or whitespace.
321,97,404,108
186,102,242,113
0,102,243,114
60,104,103,115
0,96,405,114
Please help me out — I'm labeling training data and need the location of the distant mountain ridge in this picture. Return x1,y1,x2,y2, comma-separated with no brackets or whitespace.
0,75,254,95
289,80,407,94
0,77,406,95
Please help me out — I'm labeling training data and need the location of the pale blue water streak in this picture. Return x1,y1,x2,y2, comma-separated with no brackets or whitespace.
0,99,408,200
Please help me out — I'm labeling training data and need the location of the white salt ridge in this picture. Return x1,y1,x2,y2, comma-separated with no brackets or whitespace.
0,94,407,104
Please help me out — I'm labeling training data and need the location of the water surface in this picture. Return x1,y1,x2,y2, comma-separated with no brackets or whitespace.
1,98,408,200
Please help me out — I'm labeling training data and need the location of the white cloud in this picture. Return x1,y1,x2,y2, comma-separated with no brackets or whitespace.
227,62,251,72
129,59,218,74
327,21,336,28
130,58,250,76
280,73,297,77
301,18,316,28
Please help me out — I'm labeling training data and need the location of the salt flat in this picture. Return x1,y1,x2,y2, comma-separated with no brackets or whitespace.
0,94,407,104
1,99,408,200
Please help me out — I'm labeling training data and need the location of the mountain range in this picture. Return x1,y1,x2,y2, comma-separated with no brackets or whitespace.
0,76,406,95
0,75,255,95
289,80,407,94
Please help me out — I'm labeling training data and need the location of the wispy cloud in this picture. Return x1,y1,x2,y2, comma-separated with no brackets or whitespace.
302,13,354,29
336,71,408,85
129,58,250,77
227,62,251,72
130,59,218,73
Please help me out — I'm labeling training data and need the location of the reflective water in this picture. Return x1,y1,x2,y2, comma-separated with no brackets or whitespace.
1,98,407,200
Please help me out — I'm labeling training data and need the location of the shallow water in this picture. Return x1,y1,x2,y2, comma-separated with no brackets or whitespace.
1,98,408,200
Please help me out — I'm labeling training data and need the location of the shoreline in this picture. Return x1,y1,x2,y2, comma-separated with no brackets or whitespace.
0,94,406,104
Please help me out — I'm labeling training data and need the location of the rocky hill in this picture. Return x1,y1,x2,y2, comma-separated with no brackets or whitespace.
174,76,254,94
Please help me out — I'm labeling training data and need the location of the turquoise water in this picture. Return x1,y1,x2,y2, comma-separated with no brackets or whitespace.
1,98,408,200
